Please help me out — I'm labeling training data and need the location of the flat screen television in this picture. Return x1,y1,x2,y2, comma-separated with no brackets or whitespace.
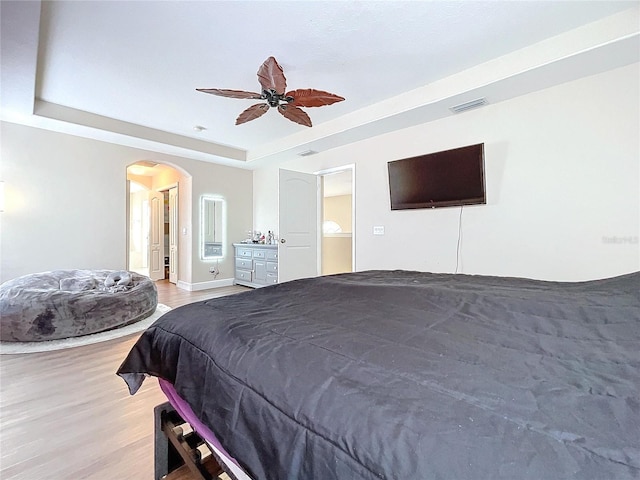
388,143,486,210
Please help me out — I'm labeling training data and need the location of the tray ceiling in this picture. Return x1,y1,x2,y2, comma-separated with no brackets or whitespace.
2,1,638,168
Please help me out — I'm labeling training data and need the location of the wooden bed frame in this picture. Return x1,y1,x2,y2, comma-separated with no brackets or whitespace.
154,402,225,480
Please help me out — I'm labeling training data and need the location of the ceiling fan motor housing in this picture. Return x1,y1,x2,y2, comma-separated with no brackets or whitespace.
262,89,294,107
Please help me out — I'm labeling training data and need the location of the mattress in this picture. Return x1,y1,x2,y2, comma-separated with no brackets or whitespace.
118,270,640,480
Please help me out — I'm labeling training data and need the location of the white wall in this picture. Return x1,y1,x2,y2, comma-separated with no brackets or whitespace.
0,122,253,284
253,63,640,281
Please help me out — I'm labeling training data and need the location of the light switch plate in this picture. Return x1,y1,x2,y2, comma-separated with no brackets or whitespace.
373,226,385,235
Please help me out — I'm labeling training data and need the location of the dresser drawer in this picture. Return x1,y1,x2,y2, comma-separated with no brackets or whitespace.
266,273,278,284
266,250,278,261
235,257,253,270
266,262,278,273
253,249,266,259
237,248,253,258
235,269,252,282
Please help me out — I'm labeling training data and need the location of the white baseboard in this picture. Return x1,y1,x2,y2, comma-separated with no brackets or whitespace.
176,277,235,291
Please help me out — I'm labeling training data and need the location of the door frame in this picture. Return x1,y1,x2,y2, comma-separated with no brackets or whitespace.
315,164,356,273
167,186,179,284
157,182,179,284
125,179,131,271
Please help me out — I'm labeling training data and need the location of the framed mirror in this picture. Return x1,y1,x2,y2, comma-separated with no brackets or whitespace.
200,195,224,259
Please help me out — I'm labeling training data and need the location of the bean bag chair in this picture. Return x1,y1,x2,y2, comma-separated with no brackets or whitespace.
0,269,158,342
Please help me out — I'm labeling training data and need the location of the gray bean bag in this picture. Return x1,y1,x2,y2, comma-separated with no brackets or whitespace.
0,269,158,342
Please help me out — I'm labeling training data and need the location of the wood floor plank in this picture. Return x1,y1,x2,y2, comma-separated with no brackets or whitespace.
0,281,249,480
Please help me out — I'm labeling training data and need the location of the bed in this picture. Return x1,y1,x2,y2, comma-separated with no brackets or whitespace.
117,270,640,480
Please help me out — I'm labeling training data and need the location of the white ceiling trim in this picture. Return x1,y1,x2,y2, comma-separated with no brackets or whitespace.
247,10,639,166
34,100,247,161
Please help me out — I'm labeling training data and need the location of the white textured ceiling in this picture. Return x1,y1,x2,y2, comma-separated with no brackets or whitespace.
2,1,638,168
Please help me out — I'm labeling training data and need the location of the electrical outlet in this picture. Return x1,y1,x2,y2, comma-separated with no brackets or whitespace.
209,265,220,278
373,225,385,235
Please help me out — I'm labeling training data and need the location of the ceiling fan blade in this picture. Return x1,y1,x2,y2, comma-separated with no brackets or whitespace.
235,103,270,125
197,88,262,99
257,57,287,95
286,89,345,108
277,104,312,127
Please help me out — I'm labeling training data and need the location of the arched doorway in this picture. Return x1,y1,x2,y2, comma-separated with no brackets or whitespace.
126,161,185,284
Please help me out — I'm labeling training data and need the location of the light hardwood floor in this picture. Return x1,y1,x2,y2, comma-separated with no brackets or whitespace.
0,281,248,480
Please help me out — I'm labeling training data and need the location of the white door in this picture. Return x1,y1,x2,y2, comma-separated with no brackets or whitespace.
168,186,179,284
278,169,319,283
148,190,165,281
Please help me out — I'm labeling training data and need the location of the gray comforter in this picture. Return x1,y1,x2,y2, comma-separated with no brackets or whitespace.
118,270,640,479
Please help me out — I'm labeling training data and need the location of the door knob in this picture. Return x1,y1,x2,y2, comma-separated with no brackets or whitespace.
280,238,286,243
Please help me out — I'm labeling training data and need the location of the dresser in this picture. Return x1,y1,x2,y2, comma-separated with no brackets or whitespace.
233,243,278,288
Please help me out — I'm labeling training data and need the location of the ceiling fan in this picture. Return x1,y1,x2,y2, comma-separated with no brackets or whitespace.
197,56,345,127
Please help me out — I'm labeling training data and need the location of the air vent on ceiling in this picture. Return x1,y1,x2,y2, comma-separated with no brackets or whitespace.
297,150,318,157
450,98,488,114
